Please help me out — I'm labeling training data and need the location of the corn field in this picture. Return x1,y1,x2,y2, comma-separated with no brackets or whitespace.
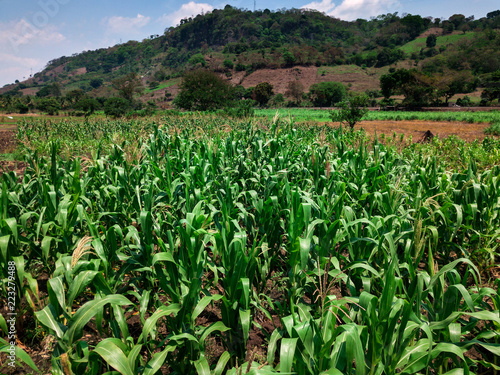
1,115,499,374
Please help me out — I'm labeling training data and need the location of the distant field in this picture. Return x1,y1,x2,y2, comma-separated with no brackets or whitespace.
400,32,476,54
255,108,500,124
145,78,180,93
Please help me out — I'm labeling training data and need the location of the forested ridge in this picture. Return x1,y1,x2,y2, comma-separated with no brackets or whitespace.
1,6,500,112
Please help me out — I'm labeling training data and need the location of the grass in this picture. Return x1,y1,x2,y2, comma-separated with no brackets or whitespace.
255,108,500,125
317,64,369,76
400,31,476,54
144,78,180,93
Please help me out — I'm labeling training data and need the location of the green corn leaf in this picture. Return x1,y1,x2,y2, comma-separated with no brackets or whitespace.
198,321,230,343
240,309,251,346
64,294,132,346
194,357,211,375
0,337,40,373
93,339,135,375
320,368,344,375
127,344,142,371
213,351,231,375
0,235,9,263
41,236,56,262
48,276,66,312
192,294,223,324
0,314,7,334
280,338,298,373
67,271,99,308
139,304,181,344
267,329,282,366
398,339,432,374
35,304,66,340
143,346,176,375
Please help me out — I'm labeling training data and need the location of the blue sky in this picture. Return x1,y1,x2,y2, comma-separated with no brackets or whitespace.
0,0,498,87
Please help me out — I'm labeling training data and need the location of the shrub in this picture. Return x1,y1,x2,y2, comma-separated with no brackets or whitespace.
104,97,130,118
252,82,274,107
223,59,234,69
36,98,61,115
174,69,236,111
309,82,347,107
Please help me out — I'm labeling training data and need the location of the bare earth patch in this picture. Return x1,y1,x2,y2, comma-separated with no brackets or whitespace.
352,120,490,143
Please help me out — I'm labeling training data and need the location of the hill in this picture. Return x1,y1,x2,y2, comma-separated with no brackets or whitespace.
1,6,500,111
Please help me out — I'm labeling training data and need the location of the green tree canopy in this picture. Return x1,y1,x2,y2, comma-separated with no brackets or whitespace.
309,82,347,107
426,34,437,48
36,97,61,115
104,97,130,118
74,98,100,117
330,93,369,130
252,82,274,107
112,72,143,102
173,69,236,111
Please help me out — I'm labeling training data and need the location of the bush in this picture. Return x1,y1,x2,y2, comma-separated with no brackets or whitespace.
174,69,236,111
16,103,29,114
36,98,61,115
104,97,130,118
74,98,100,117
235,63,246,72
149,81,160,90
252,82,274,107
223,59,234,70
330,93,369,130
269,93,285,108
309,82,347,107
222,99,255,118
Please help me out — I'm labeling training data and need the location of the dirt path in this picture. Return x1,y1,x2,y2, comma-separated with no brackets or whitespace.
351,120,491,143
0,127,25,176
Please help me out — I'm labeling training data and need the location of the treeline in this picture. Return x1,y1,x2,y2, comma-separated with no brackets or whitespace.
0,73,158,118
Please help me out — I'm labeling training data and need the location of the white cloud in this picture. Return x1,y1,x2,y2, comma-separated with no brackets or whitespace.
301,0,400,20
0,19,65,52
159,1,214,27
0,53,41,86
106,14,151,35
301,0,336,14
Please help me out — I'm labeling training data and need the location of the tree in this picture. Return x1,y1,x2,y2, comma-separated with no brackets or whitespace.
223,59,234,70
252,82,274,107
65,89,85,105
481,70,500,104
36,83,62,98
74,98,100,117
285,81,304,104
426,34,437,48
380,68,434,107
90,78,103,89
104,97,130,118
112,72,143,102
309,82,346,107
487,10,500,19
375,48,405,67
435,70,477,104
149,81,160,90
188,53,206,67
36,98,61,115
330,94,369,130
282,50,296,67
174,69,236,111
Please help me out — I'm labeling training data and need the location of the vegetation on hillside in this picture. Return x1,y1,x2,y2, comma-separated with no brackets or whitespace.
1,7,500,113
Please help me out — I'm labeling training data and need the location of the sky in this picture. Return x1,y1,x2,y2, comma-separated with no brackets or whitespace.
0,0,498,87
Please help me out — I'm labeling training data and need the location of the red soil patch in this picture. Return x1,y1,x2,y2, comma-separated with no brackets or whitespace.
230,65,382,94
356,120,490,143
